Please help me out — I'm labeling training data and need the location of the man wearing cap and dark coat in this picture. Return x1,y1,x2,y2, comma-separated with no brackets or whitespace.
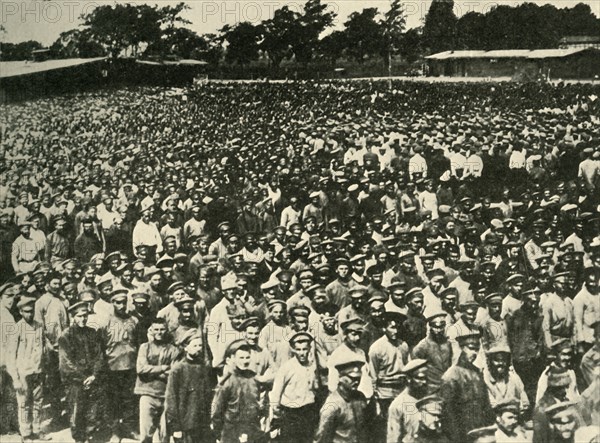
326,257,356,309
403,288,427,348
413,312,453,392
337,285,369,329
507,287,545,404
315,356,368,443
387,359,429,443
532,368,574,443
403,396,449,443
439,331,494,443
166,331,213,443
74,217,104,264
131,292,156,347
45,216,73,265
101,289,139,441
211,340,265,443
58,302,106,443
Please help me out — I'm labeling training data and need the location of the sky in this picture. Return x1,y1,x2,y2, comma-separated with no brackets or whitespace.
1,0,599,46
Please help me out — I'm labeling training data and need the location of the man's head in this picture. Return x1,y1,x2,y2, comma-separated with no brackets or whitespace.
486,347,511,379
150,317,168,343
240,317,261,347
552,339,574,369
0,283,19,311
289,306,310,332
484,293,503,321
290,332,313,365
506,274,524,295
368,297,386,325
335,259,350,281
111,290,128,316
349,286,368,311
46,271,63,295
320,303,339,334
336,359,364,392
553,272,570,295
427,312,447,341
522,287,541,311
230,340,252,370
382,312,405,342
69,302,89,328
458,332,480,364
460,302,478,327
341,318,365,349
268,300,286,325
403,359,428,397
389,281,406,308
17,296,36,323
494,400,520,436
406,288,424,314
417,396,443,432
176,297,197,324
547,402,578,441
427,269,446,294
19,222,31,238
184,334,204,360
584,267,599,295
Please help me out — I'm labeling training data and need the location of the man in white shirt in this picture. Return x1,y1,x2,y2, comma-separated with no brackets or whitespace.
132,204,162,258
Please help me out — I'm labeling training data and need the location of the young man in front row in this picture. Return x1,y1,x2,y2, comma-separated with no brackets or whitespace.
135,317,181,443
12,296,49,441
271,331,319,443
165,330,213,443
58,301,105,443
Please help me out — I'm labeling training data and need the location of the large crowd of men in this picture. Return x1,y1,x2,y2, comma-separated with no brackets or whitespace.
0,79,599,443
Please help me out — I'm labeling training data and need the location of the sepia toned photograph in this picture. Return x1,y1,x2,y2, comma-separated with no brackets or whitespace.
0,0,599,442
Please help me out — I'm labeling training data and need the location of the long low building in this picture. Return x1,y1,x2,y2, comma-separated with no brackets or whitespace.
425,47,600,80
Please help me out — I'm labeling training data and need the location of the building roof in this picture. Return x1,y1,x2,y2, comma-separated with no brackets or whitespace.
425,48,598,61
136,59,208,66
559,36,600,44
0,57,106,79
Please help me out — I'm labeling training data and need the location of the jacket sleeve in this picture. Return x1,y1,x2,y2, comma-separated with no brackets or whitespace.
210,379,229,435
58,331,84,382
165,364,182,433
315,401,339,443
439,373,460,441
386,402,403,443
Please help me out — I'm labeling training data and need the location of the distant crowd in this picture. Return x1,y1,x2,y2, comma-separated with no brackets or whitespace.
0,79,599,443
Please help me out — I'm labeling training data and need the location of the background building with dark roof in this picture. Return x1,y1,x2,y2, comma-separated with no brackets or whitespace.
425,48,600,80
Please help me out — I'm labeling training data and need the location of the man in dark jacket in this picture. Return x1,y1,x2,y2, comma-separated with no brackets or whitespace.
315,355,368,443
58,302,105,443
165,331,213,443
211,339,265,443
74,217,103,264
439,331,494,442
